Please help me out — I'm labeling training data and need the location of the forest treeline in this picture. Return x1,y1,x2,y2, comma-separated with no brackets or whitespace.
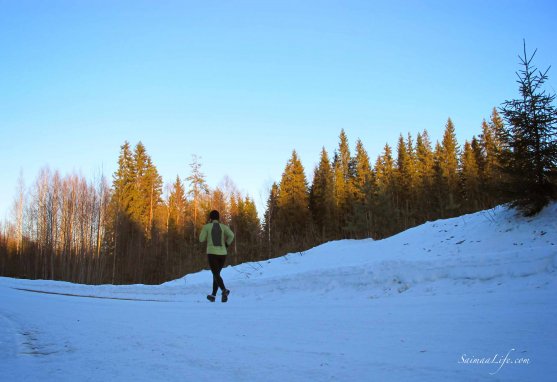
265,110,510,253
1,45,555,284
0,109,512,284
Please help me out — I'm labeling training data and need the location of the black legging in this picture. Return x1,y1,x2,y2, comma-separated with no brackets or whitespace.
208,254,227,295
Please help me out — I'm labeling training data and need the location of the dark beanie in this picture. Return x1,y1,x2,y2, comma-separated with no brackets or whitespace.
209,210,220,221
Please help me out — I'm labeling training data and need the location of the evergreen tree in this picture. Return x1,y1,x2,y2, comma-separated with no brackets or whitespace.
112,141,135,214
210,187,228,224
461,140,480,211
349,139,373,237
129,143,163,237
333,129,355,237
232,197,259,246
406,132,417,190
373,144,397,237
276,150,309,242
144,156,163,236
415,131,435,219
332,153,345,234
108,141,136,283
353,139,373,203
432,141,445,216
471,135,485,177
440,118,461,214
338,129,353,188
168,175,186,231
263,182,279,258
309,148,335,241
396,134,416,227
165,175,187,275
499,43,557,215
470,135,487,207
489,107,506,148
477,115,504,206
480,119,495,174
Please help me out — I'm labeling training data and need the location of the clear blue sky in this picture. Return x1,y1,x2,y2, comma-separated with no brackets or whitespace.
1,0,556,220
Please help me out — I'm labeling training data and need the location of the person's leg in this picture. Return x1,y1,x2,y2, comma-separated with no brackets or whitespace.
207,254,220,296
215,255,227,292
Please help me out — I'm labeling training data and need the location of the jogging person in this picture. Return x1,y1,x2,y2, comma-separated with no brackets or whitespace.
199,210,235,302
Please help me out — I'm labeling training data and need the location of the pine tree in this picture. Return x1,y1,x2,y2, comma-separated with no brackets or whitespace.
276,150,309,242
432,141,445,216
470,135,487,207
210,187,228,224
127,143,163,237
349,139,374,237
243,197,260,244
471,135,485,177
353,139,373,203
165,175,187,276
333,129,355,237
263,182,279,258
373,144,397,237
338,129,353,188
415,130,435,220
309,148,335,241
478,115,502,206
499,43,557,215
112,141,135,214
461,140,480,211
130,142,149,229
440,118,461,214
396,134,416,227
109,141,136,283
406,132,417,190
228,195,260,262
332,153,345,234
168,175,186,230
144,156,163,236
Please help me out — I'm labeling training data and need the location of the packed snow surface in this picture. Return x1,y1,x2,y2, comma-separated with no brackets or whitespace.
1,204,556,381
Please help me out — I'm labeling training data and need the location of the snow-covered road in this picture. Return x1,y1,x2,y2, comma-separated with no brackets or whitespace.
1,204,556,381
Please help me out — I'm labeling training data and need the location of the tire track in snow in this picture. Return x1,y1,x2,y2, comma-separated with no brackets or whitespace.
11,287,174,302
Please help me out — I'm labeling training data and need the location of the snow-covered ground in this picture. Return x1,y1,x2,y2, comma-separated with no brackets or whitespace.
1,204,556,381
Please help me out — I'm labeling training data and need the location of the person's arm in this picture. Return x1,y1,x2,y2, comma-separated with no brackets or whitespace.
199,225,208,243
224,225,235,246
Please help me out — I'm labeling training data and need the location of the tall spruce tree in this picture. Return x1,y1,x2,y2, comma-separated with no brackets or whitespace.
470,135,488,208
373,144,397,237
112,141,135,214
415,130,435,219
276,150,309,243
440,118,461,214
109,141,136,283
231,196,260,261
333,129,355,235
129,143,163,237
396,134,416,227
210,188,228,224
478,113,506,207
349,139,374,237
168,175,186,231
263,182,279,258
353,139,373,203
432,141,445,216
309,148,335,241
461,140,480,211
499,43,557,215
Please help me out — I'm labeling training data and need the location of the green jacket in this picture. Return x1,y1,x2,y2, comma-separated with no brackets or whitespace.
199,220,235,255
